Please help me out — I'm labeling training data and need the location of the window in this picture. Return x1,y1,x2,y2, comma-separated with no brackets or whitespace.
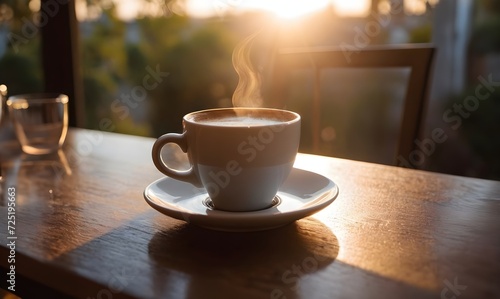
2,0,499,180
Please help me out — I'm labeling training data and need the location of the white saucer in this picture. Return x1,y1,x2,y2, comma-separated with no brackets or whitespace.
143,168,339,232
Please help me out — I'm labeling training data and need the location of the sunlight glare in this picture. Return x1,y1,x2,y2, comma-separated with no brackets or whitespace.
187,0,214,18
188,0,332,19
80,0,374,20
115,0,141,20
405,0,427,15
28,0,41,12
378,0,392,14
332,0,370,17
251,0,331,19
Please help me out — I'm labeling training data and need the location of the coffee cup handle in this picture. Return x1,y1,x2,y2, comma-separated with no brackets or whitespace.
152,133,202,187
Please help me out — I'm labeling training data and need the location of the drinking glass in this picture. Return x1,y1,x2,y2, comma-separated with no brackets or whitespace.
7,93,68,155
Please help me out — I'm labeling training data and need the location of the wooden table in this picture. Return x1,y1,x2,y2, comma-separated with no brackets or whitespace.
1,128,499,299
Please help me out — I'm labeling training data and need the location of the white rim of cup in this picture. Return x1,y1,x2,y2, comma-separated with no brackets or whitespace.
7,93,69,106
183,107,301,127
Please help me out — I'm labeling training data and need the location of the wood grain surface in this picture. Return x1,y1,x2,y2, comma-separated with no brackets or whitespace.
0,128,499,299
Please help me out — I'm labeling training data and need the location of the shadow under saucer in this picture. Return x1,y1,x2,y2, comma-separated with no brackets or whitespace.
147,217,339,298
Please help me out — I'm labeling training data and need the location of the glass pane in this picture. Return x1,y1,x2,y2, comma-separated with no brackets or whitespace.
284,68,410,165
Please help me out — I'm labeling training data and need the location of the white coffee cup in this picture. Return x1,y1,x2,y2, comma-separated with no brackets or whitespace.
152,107,301,212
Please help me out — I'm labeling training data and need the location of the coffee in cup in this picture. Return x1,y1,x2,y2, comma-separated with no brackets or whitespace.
152,108,301,212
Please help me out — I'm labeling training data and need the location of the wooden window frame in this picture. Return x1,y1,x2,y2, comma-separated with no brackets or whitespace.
40,0,84,127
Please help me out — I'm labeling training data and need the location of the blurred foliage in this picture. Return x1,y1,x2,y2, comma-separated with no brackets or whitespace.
79,2,239,136
461,90,500,180
0,0,43,95
479,0,500,14
431,87,500,180
81,5,129,129
0,51,42,94
408,23,432,43
462,1,500,180
147,21,238,135
469,17,500,54
428,0,500,180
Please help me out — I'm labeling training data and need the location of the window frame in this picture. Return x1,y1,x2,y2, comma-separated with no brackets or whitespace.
40,0,84,127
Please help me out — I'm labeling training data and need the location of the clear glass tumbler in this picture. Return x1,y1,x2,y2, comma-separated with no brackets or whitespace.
7,93,68,155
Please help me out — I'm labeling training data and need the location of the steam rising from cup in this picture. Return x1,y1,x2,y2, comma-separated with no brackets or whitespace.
232,31,263,108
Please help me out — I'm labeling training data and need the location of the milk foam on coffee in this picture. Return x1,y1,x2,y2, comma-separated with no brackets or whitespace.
198,116,283,127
